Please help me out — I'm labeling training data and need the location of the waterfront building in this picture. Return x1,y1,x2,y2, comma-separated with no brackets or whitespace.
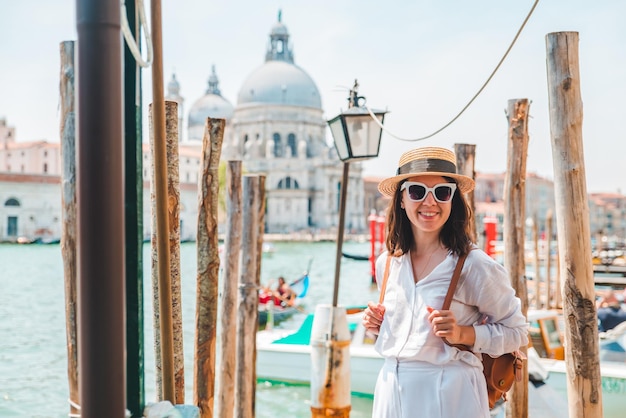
0,118,62,241
473,171,557,241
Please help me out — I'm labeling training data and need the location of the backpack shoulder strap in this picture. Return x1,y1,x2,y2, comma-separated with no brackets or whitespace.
378,254,393,304
442,252,469,310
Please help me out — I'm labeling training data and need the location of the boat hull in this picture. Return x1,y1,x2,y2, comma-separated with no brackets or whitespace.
256,334,382,396
537,358,626,418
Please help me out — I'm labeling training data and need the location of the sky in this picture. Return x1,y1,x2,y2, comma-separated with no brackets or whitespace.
1,0,625,193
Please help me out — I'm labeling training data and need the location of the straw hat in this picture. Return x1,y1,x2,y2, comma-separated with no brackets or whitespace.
378,147,475,197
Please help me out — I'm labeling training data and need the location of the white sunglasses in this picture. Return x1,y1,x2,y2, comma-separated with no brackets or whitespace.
400,182,457,203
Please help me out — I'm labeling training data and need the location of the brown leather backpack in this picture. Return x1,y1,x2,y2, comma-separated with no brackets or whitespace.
442,252,526,409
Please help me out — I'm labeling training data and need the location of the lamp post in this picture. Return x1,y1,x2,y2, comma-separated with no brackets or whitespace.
327,80,387,306
310,80,386,418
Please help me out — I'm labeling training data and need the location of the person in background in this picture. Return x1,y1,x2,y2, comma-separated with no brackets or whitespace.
275,276,296,307
596,289,626,332
596,289,620,309
361,147,528,418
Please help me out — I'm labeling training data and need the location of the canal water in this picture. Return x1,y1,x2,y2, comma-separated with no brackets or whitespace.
0,240,378,417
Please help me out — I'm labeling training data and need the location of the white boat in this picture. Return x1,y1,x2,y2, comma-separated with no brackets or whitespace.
527,309,626,418
256,308,382,397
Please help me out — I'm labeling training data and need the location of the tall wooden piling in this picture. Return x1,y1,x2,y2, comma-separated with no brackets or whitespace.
252,175,266,410
194,118,224,417
235,175,261,418
149,0,175,402
150,101,185,402
545,209,553,308
215,161,243,418
503,98,530,418
454,143,477,241
59,40,78,418
546,31,603,417
532,213,541,309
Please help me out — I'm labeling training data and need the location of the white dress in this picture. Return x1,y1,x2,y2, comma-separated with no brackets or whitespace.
372,249,528,418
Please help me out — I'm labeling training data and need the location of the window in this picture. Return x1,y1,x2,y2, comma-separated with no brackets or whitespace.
287,133,297,157
277,176,300,190
43,163,48,173
4,198,20,207
273,133,281,157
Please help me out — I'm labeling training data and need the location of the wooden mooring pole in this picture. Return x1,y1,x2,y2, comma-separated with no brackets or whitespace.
149,101,185,402
532,212,541,309
503,98,530,418
149,0,175,402
235,175,261,418
59,40,78,418
252,174,266,410
215,161,243,418
546,31,603,417
545,209,553,308
454,143,477,241
194,118,224,417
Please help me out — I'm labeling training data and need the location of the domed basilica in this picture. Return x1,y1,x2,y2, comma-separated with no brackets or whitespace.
170,12,367,235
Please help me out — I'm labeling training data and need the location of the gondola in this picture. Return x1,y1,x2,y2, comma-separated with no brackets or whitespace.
258,263,311,326
341,251,369,261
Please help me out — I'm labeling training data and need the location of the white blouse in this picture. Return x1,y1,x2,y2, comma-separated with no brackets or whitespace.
374,248,528,368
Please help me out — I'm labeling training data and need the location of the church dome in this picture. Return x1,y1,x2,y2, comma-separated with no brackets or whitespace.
237,61,321,108
236,11,321,109
188,65,234,141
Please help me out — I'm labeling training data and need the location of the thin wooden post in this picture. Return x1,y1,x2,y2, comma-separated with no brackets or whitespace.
194,118,225,417
59,40,78,417
150,101,185,402
503,98,530,418
555,230,563,310
454,143,477,241
545,209,553,308
166,101,185,404
149,106,162,399
546,31,602,417
215,161,243,418
152,101,185,405
252,174,266,409
532,213,541,309
235,175,260,418
149,0,175,402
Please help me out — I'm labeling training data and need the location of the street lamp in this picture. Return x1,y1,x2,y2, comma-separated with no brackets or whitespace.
328,80,387,306
309,80,386,418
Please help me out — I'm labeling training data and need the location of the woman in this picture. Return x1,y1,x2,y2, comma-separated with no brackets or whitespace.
362,147,528,418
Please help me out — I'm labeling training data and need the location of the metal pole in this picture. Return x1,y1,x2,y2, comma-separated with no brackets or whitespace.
76,0,125,416
150,0,176,402
123,0,145,414
332,162,350,307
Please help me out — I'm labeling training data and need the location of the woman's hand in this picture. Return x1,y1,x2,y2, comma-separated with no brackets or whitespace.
363,301,385,335
427,306,475,346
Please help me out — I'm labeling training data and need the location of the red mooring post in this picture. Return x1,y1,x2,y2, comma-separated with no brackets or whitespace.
368,212,377,283
377,214,385,251
484,216,497,259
